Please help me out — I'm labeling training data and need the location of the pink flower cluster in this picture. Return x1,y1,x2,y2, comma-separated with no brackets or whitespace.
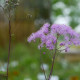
27,23,80,51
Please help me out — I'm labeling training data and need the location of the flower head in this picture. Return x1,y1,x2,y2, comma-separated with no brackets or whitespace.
27,23,80,51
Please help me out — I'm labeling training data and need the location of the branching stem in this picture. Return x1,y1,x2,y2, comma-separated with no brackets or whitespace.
48,35,58,80
40,49,47,80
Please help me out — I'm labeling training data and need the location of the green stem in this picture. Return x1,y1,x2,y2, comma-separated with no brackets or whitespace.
48,35,58,80
6,8,11,80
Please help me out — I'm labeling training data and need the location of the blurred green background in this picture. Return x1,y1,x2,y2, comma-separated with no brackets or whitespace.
0,0,80,80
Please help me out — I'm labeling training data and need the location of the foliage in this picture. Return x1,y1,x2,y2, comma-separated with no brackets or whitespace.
0,43,80,80
51,0,80,28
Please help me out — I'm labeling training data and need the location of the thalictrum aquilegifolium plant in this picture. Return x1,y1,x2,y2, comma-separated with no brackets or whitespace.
27,23,80,80
0,0,19,80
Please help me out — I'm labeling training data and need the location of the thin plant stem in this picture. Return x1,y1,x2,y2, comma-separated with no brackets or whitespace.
6,8,11,80
0,4,11,80
40,49,47,80
48,35,58,80
48,50,56,80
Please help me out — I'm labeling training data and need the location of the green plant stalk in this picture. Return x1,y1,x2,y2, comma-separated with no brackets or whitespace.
48,35,58,80
6,8,11,80
40,49,47,80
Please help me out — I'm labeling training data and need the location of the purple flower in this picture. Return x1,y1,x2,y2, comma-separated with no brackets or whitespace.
60,42,65,46
40,23,50,34
27,33,36,42
27,23,80,51
65,47,69,52
43,52,46,54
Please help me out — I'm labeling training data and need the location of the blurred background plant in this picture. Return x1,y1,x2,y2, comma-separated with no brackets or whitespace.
0,0,80,80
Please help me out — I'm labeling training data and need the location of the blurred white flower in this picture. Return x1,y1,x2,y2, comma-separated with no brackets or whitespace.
10,61,18,67
63,8,72,15
50,76,59,80
24,78,32,80
41,63,49,71
37,73,45,80
52,1,66,10
75,25,80,33
0,67,6,72
54,15,71,25
0,62,7,72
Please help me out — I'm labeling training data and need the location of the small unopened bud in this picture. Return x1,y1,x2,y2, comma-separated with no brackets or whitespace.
43,52,46,54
